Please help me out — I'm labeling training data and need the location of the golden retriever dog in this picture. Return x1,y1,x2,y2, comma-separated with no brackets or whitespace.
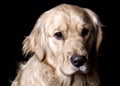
11,4,103,86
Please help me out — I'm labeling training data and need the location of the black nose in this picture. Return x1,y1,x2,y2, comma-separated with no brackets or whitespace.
70,55,86,67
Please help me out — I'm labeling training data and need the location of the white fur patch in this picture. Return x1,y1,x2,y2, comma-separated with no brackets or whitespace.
79,65,87,72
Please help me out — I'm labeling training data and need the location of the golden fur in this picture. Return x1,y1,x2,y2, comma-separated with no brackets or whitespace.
11,4,103,86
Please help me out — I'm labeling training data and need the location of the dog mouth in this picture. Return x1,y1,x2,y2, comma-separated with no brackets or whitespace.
69,62,90,75
60,55,90,75
59,62,90,76
79,63,90,73
80,65,87,71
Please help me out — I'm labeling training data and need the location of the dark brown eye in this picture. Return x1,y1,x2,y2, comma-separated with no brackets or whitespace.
54,32,63,40
81,28,89,37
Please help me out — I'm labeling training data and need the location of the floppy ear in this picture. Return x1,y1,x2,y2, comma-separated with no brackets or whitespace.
84,8,103,52
22,17,46,61
96,26,102,52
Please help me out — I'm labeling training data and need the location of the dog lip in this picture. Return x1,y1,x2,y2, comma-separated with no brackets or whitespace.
80,65,87,71
79,64,90,73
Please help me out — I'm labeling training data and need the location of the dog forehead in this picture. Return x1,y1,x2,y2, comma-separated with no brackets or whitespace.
44,11,85,33
45,14,85,35
40,4,95,35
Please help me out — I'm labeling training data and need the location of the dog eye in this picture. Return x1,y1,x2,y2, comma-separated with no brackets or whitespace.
54,32,63,40
81,28,89,37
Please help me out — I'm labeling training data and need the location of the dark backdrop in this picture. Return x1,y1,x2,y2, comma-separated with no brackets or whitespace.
6,0,119,86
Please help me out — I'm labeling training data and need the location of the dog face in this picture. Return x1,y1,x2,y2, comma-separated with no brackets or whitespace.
23,4,102,75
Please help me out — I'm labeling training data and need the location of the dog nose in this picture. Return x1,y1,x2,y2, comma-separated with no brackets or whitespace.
70,55,86,67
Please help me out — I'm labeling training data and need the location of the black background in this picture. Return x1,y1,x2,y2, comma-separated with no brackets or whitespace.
6,0,119,86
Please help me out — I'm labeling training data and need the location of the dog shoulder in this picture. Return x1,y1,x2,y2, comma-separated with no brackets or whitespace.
11,55,44,86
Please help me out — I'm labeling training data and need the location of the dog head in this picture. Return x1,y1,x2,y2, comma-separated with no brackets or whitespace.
22,4,102,75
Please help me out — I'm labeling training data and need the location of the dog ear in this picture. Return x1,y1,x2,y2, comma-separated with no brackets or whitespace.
22,17,46,61
96,26,102,52
84,8,103,52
